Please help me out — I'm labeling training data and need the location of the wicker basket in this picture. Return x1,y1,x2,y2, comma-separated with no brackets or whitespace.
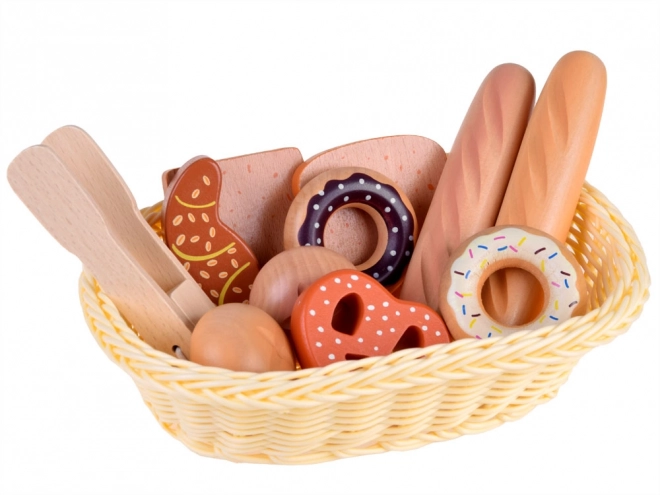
78,181,650,464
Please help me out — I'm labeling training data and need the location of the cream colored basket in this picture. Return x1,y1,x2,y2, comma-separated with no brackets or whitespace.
79,182,650,464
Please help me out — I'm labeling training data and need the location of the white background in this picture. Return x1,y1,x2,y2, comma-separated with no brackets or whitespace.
1,1,658,494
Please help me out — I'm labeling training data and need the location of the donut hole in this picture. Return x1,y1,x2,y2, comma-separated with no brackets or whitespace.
393,326,423,352
331,293,363,336
481,267,546,327
322,208,381,266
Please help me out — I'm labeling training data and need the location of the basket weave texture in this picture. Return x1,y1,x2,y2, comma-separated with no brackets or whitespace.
79,182,650,464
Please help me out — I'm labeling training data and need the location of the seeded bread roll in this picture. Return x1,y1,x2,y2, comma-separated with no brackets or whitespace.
163,156,260,305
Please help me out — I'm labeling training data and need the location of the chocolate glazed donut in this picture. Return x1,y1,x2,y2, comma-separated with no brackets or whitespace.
284,167,417,286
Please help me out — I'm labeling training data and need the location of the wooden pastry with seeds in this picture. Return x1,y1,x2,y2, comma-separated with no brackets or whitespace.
163,156,259,305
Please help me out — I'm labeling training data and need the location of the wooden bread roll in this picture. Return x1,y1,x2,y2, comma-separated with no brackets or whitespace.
249,246,355,329
400,64,535,311
482,51,607,326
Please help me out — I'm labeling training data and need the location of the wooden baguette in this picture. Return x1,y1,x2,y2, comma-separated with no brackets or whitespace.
482,51,607,326
400,64,535,311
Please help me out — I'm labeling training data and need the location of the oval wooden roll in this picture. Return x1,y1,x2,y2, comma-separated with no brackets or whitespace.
482,51,607,326
190,304,296,373
400,63,535,311
249,246,355,328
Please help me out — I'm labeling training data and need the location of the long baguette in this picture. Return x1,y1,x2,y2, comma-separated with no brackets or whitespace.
482,51,607,325
400,64,535,311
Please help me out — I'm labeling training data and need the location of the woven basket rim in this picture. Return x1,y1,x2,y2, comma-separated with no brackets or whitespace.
79,180,651,393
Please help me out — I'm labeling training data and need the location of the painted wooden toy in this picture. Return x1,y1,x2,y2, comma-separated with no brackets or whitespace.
482,51,606,326
400,64,535,311
284,167,418,287
163,156,260,305
190,303,296,372
164,147,303,266
290,269,450,368
438,226,587,340
249,246,355,329
291,136,446,266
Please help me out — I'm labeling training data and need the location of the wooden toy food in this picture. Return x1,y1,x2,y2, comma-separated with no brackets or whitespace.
291,136,446,266
400,64,535,311
7,127,216,357
163,156,260,305
290,269,450,368
164,148,303,266
482,51,607,326
190,304,296,372
284,167,418,286
438,226,587,340
249,246,355,328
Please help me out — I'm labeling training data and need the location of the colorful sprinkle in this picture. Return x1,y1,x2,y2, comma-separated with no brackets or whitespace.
455,291,464,298
548,252,558,259
552,281,561,288
480,259,488,269
541,259,545,272
494,236,505,240
491,325,502,334
569,301,578,308
564,279,570,288
535,247,546,255
471,313,481,317
539,315,546,323
509,245,518,252
478,245,488,250
497,246,508,251
475,335,482,339
549,315,559,321
465,270,471,279
488,332,492,338
518,237,527,246
454,270,465,276
561,271,571,276
555,300,559,310
469,319,477,328
469,249,473,258
462,305,466,315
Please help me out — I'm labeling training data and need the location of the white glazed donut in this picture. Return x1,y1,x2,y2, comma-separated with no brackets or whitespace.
438,226,587,340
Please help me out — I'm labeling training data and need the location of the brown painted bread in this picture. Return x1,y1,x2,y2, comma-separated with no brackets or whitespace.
163,156,260,305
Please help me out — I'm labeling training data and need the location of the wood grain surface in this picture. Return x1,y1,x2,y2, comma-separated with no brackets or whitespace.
7,145,201,357
400,64,535,311
482,51,606,326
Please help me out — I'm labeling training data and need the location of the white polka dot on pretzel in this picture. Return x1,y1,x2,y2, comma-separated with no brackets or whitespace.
438,226,587,340
291,269,450,368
